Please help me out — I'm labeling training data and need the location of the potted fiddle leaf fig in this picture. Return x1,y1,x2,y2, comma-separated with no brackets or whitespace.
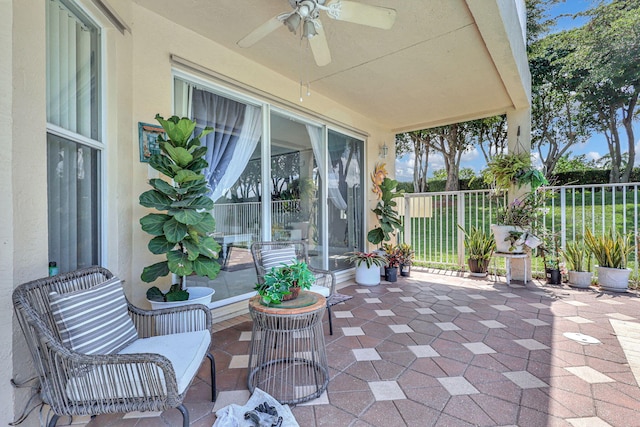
140,114,221,307
367,164,404,248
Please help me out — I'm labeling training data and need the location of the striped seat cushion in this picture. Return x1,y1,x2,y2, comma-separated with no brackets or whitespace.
261,246,297,270
49,277,139,355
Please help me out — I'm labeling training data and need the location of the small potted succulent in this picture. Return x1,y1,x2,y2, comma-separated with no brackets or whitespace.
255,260,315,305
347,251,387,286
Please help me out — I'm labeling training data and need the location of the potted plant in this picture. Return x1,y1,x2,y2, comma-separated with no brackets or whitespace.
255,260,315,305
347,251,387,286
139,115,221,308
491,189,549,253
484,152,548,192
459,225,495,277
538,231,563,284
484,152,549,254
367,164,404,248
382,243,401,282
584,229,633,292
396,243,414,277
564,241,593,288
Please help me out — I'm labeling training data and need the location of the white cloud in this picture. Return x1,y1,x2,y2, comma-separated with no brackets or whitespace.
461,147,479,162
395,153,414,182
586,151,603,162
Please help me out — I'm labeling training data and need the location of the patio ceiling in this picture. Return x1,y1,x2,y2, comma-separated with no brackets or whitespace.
133,0,530,133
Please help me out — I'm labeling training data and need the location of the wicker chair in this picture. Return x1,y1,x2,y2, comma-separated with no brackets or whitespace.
251,241,352,335
12,267,216,427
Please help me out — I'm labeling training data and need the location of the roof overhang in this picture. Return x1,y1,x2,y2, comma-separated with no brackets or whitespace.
133,0,530,133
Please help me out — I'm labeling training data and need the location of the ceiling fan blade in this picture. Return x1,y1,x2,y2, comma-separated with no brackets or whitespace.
238,15,284,48
309,22,331,66
326,0,396,30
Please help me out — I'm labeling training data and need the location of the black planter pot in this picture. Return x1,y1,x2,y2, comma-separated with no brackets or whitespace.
385,266,398,282
400,264,411,277
546,268,562,285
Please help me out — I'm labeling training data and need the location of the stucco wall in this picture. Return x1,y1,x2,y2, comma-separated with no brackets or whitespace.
1,1,16,424
127,3,392,305
4,0,391,423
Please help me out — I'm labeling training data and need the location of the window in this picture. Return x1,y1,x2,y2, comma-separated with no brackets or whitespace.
46,0,102,273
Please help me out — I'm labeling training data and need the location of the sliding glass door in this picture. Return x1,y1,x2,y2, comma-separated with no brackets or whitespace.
269,111,324,270
174,75,366,303
327,130,364,271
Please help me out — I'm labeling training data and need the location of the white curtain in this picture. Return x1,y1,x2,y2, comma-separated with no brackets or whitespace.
210,104,262,201
46,0,99,274
306,125,348,210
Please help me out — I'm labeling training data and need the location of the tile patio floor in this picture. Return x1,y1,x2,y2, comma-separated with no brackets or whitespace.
87,269,640,427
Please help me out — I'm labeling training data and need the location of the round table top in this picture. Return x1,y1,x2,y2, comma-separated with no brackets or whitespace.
249,291,326,315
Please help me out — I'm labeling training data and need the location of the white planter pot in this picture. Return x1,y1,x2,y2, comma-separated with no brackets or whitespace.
373,249,387,276
597,266,630,292
524,234,542,249
491,224,525,253
148,286,215,309
568,271,593,289
355,264,381,286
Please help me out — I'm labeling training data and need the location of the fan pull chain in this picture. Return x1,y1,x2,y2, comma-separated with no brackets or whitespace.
299,38,312,102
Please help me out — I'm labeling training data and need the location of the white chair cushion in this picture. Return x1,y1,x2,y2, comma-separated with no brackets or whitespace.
261,246,297,270
49,277,138,355
310,285,330,298
65,330,211,400
120,330,211,394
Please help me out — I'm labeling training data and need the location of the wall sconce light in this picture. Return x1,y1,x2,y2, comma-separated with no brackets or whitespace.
379,142,388,158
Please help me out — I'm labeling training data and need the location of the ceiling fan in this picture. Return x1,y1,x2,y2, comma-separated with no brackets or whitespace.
237,0,397,67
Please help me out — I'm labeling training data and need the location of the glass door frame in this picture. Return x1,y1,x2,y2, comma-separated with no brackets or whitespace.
265,106,329,270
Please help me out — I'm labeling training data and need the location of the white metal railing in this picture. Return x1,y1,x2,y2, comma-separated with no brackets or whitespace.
211,199,303,240
402,183,640,276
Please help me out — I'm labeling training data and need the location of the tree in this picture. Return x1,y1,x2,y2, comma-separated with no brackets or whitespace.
529,30,594,177
553,154,599,173
525,0,562,49
429,123,475,191
470,116,507,164
569,0,640,182
395,130,433,192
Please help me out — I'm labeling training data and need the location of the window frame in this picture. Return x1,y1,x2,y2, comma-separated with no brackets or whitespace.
46,0,107,271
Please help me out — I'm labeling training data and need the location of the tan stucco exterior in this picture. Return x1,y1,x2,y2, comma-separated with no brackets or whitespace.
2,0,529,424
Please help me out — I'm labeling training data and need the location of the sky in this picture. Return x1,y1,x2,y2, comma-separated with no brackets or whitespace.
395,0,640,182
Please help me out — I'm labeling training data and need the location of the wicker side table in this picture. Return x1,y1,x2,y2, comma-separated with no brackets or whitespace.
247,291,329,405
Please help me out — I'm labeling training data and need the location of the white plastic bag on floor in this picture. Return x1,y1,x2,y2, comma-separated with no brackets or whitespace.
213,388,299,427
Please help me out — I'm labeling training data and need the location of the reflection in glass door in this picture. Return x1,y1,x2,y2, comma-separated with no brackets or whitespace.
328,130,364,271
269,111,324,270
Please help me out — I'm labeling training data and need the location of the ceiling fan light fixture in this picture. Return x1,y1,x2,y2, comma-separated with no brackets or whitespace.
284,12,301,33
303,19,317,38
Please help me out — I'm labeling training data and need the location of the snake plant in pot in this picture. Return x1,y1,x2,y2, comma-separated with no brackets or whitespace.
563,241,593,288
459,225,495,277
139,115,221,307
584,228,632,292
